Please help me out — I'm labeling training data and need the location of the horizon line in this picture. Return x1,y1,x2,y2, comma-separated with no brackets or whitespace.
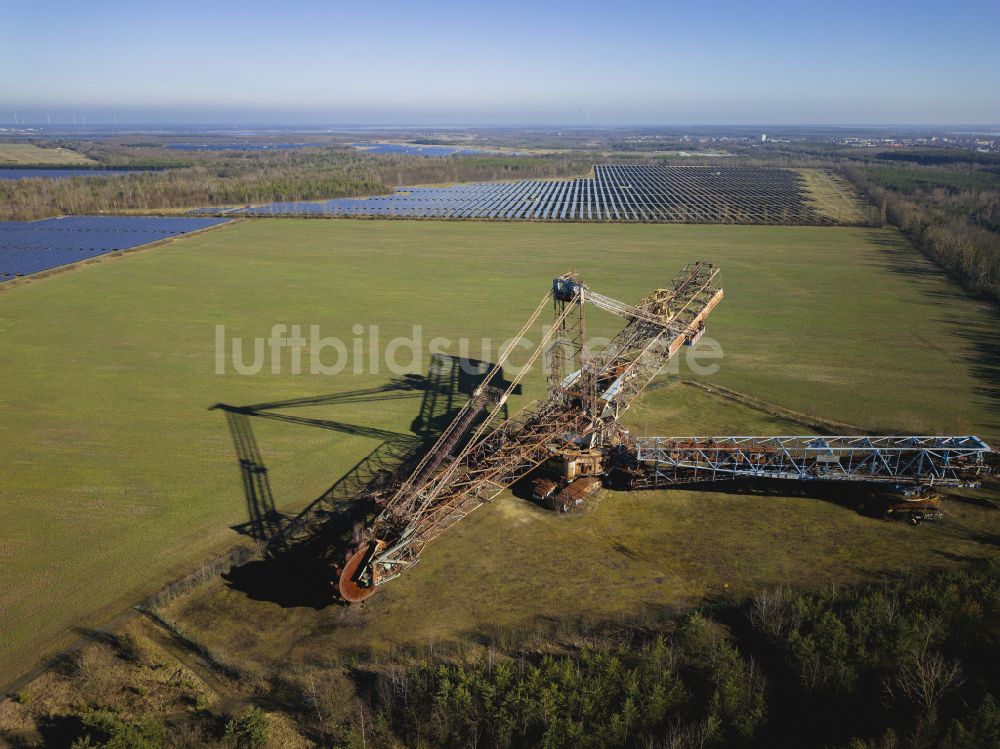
3,122,1000,130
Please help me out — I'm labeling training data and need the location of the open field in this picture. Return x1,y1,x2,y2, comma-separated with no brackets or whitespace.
0,219,998,686
0,143,95,165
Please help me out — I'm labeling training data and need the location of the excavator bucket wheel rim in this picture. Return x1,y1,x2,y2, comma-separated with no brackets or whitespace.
338,547,378,603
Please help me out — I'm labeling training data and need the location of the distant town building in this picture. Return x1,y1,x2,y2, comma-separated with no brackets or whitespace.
761,133,767,142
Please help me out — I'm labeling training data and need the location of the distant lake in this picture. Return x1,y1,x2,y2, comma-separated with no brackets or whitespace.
0,168,156,180
351,142,490,156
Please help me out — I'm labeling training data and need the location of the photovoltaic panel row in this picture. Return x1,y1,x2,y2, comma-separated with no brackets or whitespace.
0,216,229,281
232,166,828,224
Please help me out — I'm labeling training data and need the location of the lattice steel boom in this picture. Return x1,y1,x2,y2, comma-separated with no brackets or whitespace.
622,435,990,488
337,262,724,601
331,262,993,603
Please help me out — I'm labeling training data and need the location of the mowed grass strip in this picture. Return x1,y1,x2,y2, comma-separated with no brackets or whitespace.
0,219,998,682
0,143,96,165
797,168,868,224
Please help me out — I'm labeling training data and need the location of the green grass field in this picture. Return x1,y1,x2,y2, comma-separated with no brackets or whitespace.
0,143,95,165
1,219,998,684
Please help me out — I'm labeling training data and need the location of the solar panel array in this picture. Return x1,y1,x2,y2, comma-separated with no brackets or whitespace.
233,165,828,224
0,216,228,281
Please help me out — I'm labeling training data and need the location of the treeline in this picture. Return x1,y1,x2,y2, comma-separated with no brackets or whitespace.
745,562,1000,749
866,164,1000,194
0,151,390,220
367,155,594,188
370,615,765,749
874,149,1000,167
842,165,1000,302
0,149,594,221
5,562,997,748
357,562,1000,749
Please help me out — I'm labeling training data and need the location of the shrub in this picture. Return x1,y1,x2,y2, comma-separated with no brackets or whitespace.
71,708,165,749
225,706,270,749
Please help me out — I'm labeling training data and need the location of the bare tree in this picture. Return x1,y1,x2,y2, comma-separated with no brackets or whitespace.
750,586,791,639
891,649,963,717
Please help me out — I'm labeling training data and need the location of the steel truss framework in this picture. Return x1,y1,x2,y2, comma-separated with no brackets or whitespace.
335,262,993,601
563,263,724,424
627,435,991,488
348,262,724,593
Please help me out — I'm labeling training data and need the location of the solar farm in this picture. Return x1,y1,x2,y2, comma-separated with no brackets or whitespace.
236,165,829,223
0,216,228,281
0,205,998,747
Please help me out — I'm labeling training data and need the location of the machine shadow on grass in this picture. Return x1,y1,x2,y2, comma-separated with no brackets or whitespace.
515,472,920,519
637,477,884,517
212,354,518,609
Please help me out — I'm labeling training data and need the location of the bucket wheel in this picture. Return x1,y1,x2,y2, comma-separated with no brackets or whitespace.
337,545,378,603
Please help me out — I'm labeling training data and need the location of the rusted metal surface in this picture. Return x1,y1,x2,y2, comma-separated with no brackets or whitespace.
531,478,559,502
313,261,993,604
623,435,991,488
338,545,380,603
337,262,724,599
550,476,603,512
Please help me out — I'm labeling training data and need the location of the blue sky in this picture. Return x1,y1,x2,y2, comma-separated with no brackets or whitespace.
3,0,998,125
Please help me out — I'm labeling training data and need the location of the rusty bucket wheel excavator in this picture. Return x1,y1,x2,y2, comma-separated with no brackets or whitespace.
278,260,991,604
